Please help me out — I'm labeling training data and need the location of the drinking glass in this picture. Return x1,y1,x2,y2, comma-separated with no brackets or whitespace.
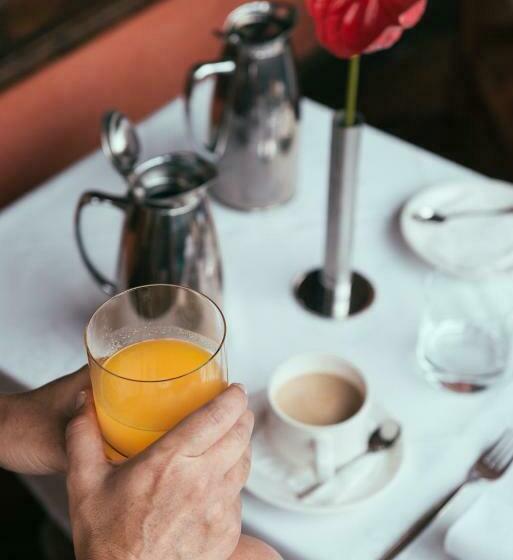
417,272,512,393
85,284,227,459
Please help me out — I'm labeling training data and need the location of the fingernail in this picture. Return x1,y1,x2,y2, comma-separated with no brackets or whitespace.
232,383,247,395
75,391,86,411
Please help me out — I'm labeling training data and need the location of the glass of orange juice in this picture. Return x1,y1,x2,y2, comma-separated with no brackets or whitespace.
85,284,227,460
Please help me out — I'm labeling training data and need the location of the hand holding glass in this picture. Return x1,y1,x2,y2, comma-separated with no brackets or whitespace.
85,284,227,459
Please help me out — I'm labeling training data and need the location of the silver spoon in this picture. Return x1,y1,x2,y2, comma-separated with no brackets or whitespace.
297,420,401,500
101,110,141,191
412,205,513,224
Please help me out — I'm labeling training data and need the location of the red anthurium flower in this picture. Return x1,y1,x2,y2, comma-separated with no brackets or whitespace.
306,0,427,59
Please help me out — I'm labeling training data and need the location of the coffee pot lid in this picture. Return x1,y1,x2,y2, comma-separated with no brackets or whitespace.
101,110,140,178
133,152,217,210
222,2,296,45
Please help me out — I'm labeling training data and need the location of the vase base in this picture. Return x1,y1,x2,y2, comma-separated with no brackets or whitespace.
294,269,374,319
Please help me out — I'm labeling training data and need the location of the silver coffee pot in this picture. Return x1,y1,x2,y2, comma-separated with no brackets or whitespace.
185,1,300,211
75,112,222,304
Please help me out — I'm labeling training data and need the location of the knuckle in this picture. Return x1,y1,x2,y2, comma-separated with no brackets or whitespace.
229,384,248,405
242,409,255,432
132,457,159,484
66,465,94,495
241,449,252,475
194,474,210,496
234,494,242,515
233,453,252,487
65,470,80,494
153,456,189,489
65,415,88,441
227,500,242,531
207,403,226,428
205,499,225,526
132,458,189,505
225,518,241,544
232,423,246,444
184,470,209,501
69,494,93,525
145,443,179,469
219,384,247,412
244,442,252,459
233,411,254,443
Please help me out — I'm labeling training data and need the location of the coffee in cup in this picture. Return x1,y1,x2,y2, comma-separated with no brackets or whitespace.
275,373,364,426
266,354,371,482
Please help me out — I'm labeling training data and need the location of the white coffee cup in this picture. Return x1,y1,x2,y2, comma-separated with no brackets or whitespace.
266,353,371,482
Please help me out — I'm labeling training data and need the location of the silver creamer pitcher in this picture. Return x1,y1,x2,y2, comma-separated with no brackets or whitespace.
185,1,300,211
74,152,222,304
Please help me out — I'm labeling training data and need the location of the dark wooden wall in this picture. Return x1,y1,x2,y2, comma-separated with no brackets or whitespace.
0,0,159,91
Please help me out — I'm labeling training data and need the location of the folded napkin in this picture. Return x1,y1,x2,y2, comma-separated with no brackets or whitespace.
445,493,513,560
302,453,378,505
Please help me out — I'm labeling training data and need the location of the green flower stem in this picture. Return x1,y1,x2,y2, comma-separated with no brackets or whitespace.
345,55,360,128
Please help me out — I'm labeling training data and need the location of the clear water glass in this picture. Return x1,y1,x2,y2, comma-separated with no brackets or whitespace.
417,273,512,392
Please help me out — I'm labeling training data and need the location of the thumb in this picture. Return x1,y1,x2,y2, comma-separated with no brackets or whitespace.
65,390,109,493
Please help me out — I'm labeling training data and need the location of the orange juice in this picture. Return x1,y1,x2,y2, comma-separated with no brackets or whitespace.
90,338,227,459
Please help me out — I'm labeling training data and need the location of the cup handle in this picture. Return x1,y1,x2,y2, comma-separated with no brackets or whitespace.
313,435,336,482
74,190,128,296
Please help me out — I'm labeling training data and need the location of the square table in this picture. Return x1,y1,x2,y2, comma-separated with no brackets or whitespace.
2,94,513,560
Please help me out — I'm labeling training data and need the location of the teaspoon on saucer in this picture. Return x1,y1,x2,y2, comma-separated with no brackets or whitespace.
297,420,402,501
412,205,513,224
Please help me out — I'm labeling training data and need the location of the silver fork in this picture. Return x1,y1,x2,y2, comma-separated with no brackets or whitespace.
379,429,513,560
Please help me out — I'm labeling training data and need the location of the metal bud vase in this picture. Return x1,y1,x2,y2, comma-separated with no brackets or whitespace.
185,1,301,211
294,111,374,319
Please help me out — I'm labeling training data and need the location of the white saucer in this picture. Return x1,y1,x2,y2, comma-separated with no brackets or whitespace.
245,391,403,515
400,179,513,278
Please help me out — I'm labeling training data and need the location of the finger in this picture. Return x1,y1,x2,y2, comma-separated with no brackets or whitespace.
231,495,242,532
149,384,248,458
65,390,109,494
60,365,91,415
224,445,252,494
208,497,242,559
204,409,254,473
34,365,90,418
230,535,283,560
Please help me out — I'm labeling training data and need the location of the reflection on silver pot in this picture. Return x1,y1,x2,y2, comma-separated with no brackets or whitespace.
75,140,222,305
185,1,301,211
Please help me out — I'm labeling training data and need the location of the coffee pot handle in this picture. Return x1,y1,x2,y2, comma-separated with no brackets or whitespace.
184,59,236,161
74,191,128,296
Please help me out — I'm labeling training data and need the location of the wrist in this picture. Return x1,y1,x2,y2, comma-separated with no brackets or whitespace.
74,539,138,560
0,393,20,470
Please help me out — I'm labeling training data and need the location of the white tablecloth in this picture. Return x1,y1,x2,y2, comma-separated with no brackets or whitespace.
1,94,512,560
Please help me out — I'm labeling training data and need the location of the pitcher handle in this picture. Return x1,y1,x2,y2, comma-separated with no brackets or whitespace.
74,191,128,296
184,59,236,161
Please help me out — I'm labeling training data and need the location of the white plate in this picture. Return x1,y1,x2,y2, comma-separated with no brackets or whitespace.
400,180,513,278
245,391,403,515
